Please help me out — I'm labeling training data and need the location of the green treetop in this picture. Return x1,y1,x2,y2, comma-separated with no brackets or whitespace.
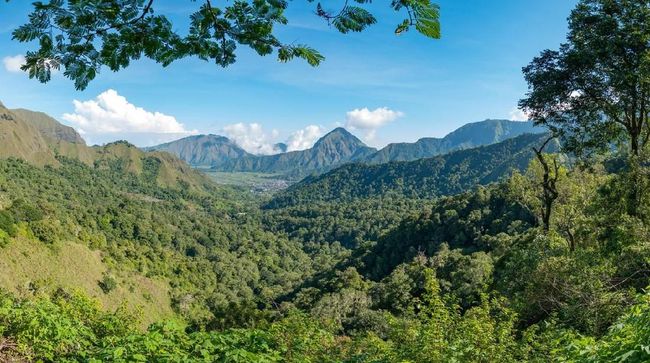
6,0,441,90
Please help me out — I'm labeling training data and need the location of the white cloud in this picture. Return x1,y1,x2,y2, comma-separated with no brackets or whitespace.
345,107,403,140
222,123,283,155
222,123,325,154
3,54,60,75
286,125,325,151
3,54,25,73
62,89,197,146
509,107,529,121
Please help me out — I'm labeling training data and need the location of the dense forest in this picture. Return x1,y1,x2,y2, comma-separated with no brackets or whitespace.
2,145,650,362
1,0,650,362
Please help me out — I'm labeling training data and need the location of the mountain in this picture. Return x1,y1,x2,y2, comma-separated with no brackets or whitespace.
146,134,253,168
266,132,557,207
363,119,543,164
148,120,541,178
218,127,377,177
0,102,60,166
274,142,288,153
11,108,85,144
10,107,97,164
0,102,210,190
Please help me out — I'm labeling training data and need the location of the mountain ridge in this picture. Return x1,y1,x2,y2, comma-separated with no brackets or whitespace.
149,119,544,177
0,102,211,191
265,132,558,208
216,127,377,177
146,134,253,168
362,119,543,164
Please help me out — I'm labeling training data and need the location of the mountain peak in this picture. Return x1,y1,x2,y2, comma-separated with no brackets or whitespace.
324,127,353,137
314,127,365,148
148,133,251,167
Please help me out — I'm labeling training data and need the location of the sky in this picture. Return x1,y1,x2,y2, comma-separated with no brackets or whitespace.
0,0,578,152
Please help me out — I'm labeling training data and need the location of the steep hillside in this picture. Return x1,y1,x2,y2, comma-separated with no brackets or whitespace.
11,108,85,144
1,102,210,191
147,134,253,168
0,154,312,327
10,107,96,164
94,140,212,190
364,119,543,164
0,102,59,166
219,128,376,177
267,132,556,207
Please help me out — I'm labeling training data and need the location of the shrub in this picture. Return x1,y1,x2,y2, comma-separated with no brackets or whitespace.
99,274,118,294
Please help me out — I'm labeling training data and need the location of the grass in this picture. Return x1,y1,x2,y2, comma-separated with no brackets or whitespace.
0,236,174,327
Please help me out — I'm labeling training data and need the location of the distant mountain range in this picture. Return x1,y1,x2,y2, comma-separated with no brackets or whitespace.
0,100,548,188
217,128,377,177
149,119,544,177
265,132,559,208
0,101,210,190
364,119,543,164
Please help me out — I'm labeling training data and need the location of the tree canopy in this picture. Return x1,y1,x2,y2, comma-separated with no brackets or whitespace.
6,0,441,90
519,0,650,159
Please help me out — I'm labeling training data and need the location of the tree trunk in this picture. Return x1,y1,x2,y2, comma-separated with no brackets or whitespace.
628,155,641,217
533,137,560,234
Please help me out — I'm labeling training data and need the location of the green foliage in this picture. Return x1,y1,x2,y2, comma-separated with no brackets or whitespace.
0,157,312,327
267,132,555,206
29,218,65,245
6,0,439,90
520,0,650,158
99,273,118,294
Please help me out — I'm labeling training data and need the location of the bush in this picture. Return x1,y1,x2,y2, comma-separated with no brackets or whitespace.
29,218,65,245
0,230,9,248
99,274,118,294
0,210,16,236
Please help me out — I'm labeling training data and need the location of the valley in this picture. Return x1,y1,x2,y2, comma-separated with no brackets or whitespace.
1,1,650,361
0,99,647,361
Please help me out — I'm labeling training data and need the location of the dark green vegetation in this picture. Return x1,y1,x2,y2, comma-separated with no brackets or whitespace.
2,99,650,361
7,0,440,90
2,0,650,361
149,119,543,179
267,132,557,207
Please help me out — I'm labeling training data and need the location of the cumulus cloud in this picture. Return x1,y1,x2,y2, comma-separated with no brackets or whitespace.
345,107,403,140
3,54,25,73
62,89,197,146
222,123,282,155
221,123,325,154
286,125,325,152
509,107,529,121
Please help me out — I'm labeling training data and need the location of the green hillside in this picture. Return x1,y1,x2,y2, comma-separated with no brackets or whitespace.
0,102,60,166
267,132,555,207
1,105,650,362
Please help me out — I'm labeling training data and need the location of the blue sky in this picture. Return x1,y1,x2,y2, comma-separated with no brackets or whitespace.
0,0,577,150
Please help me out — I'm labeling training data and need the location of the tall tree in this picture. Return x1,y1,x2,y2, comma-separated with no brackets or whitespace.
5,0,441,90
532,137,560,235
519,0,650,159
